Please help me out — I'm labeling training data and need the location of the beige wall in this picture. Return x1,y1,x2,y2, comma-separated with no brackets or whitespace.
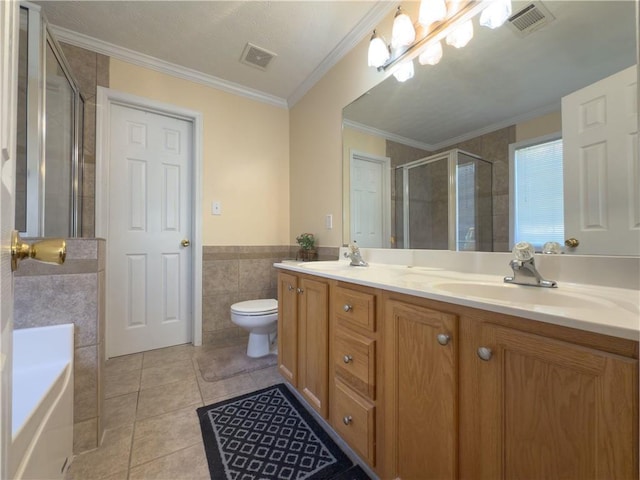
289,13,395,248
109,59,290,246
516,111,562,142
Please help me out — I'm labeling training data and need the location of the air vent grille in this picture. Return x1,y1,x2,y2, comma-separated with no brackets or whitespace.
240,43,277,71
507,1,555,37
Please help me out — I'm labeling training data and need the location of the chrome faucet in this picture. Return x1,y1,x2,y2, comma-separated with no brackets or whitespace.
504,242,557,288
343,241,368,267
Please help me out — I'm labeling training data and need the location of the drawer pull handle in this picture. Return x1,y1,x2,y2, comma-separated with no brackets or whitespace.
477,347,493,361
296,288,304,294
343,415,353,425
343,355,353,364
343,304,353,312
436,334,451,346
287,284,294,291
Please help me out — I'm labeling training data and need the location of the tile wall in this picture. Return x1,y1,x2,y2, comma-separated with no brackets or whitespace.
201,245,338,345
59,42,110,238
14,239,106,454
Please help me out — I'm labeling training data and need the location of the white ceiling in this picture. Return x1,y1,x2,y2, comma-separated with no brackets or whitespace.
34,0,393,107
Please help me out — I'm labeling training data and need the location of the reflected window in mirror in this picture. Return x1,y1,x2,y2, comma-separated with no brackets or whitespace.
510,135,564,250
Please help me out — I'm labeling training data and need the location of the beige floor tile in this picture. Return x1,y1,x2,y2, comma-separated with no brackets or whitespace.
142,344,195,368
105,353,143,374
128,443,210,480
105,369,141,399
104,392,138,430
136,377,203,420
198,372,258,405
66,425,133,480
249,365,284,389
130,405,203,468
140,358,196,390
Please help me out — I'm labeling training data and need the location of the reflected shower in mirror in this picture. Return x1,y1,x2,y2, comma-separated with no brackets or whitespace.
343,0,637,254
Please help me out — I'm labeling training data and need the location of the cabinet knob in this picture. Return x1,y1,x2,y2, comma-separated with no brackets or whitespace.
296,288,304,294
436,334,451,346
343,355,353,364
343,304,353,312
477,347,493,361
343,415,353,425
287,284,294,291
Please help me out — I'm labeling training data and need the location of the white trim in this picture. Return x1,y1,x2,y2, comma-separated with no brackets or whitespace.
349,149,391,248
343,119,433,152
96,86,203,353
287,1,396,107
51,25,287,110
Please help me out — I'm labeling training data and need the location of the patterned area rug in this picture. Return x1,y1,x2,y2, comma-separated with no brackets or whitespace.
196,344,277,382
197,384,371,480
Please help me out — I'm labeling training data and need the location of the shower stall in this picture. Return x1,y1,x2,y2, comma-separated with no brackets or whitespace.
393,149,493,251
16,3,84,237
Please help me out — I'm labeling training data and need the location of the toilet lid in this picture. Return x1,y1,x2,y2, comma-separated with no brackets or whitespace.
231,299,278,315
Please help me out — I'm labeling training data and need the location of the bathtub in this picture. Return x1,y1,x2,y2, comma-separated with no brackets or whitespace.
10,324,74,480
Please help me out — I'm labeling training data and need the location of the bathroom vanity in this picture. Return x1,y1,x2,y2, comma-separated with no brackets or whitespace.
275,260,639,480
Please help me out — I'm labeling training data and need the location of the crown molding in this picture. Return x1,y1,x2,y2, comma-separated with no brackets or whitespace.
343,119,435,152
49,25,289,109
287,1,396,107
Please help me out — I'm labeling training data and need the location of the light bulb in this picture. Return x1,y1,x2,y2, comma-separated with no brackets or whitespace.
391,6,416,48
367,30,390,68
418,0,447,27
446,19,473,48
418,40,443,65
393,59,414,82
480,0,512,29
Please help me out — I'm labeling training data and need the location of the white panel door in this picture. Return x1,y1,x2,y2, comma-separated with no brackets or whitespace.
350,151,390,248
562,65,639,255
0,1,18,477
107,104,192,357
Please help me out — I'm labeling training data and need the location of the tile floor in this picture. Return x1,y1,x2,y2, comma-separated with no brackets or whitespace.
66,340,283,480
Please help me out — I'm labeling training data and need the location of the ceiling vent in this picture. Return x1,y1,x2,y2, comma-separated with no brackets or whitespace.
506,1,555,37
240,43,277,71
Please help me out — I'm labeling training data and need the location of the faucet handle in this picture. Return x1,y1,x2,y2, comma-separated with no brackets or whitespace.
512,241,535,261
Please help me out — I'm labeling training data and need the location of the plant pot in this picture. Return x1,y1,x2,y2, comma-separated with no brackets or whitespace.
297,249,317,262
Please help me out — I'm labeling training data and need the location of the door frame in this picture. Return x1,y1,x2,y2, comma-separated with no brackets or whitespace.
96,86,203,353
349,149,391,248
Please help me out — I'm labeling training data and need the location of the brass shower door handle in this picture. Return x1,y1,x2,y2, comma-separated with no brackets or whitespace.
181,239,191,247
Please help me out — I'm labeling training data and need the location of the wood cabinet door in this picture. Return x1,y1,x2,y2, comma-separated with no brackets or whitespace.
277,272,298,386
476,323,638,480
298,276,329,418
384,299,458,480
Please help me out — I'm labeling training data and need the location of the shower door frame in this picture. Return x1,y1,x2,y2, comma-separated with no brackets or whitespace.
399,148,487,250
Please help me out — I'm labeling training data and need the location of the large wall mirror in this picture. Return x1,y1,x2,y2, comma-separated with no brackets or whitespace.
342,0,638,255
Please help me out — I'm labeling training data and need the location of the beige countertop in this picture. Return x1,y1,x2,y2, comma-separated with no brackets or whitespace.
275,260,640,341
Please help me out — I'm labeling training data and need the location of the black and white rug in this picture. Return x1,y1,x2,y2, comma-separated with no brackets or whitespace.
197,384,371,480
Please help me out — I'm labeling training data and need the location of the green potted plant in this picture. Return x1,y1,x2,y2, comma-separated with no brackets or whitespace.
296,233,317,261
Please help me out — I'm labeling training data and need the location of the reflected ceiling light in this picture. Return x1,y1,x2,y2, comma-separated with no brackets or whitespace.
367,30,390,68
418,40,443,65
392,59,415,82
392,6,416,48
445,19,474,48
418,0,447,27
480,0,512,29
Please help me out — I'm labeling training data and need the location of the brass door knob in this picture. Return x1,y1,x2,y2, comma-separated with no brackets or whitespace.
11,231,66,272
564,238,580,248
181,239,191,247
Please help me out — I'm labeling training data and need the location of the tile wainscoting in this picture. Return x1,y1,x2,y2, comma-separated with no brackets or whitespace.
201,245,339,345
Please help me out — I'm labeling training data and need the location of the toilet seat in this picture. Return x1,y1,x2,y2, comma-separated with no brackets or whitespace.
231,299,277,316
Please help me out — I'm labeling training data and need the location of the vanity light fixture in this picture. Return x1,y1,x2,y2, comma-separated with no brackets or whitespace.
367,30,390,68
368,0,511,78
391,6,416,48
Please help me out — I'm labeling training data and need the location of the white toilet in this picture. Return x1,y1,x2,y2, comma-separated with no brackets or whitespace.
230,299,278,358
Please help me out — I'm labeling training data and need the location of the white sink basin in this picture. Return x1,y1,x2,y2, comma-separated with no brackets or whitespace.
431,281,618,311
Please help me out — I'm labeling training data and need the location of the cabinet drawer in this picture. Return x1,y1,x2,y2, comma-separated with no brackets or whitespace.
332,380,375,466
334,286,376,332
334,328,375,400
